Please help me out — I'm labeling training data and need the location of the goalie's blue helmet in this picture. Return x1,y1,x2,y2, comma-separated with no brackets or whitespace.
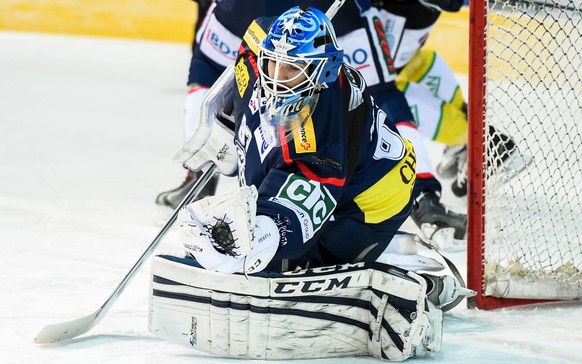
258,5,343,120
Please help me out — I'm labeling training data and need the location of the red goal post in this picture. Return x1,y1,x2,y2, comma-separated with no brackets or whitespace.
467,0,582,309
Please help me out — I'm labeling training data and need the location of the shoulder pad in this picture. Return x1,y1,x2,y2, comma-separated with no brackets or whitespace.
242,17,273,55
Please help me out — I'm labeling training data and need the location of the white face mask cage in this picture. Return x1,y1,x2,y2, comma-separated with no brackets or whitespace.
258,46,327,118
259,92,319,147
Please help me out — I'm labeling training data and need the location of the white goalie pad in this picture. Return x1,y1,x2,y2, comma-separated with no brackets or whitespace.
149,255,443,361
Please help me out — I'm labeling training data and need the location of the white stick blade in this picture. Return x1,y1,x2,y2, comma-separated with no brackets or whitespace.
34,313,98,344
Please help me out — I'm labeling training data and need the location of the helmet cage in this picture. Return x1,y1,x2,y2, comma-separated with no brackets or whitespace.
256,6,343,145
259,92,319,147
258,47,327,118
259,47,327,117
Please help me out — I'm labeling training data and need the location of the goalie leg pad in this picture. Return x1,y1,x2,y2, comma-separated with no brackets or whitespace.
149,255,443,360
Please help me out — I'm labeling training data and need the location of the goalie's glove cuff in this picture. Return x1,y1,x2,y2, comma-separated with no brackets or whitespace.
243,216,279,274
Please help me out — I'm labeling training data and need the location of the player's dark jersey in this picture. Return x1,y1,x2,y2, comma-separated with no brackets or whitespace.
189,0,374,87
189,0,415,129
233,18,416,261
213,0,369,40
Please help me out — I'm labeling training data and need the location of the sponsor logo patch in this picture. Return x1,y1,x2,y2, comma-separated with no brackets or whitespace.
243,20,267,55
248,83,265,114
273,276,353,294
270,174,336,242
373,16,396,75
235,58,250,97
338,28,380,86
254,124,274,162
199,15,242,67
292,109,317,153
425,75,442,97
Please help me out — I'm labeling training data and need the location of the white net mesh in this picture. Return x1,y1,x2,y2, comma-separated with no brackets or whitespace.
482,0,582,299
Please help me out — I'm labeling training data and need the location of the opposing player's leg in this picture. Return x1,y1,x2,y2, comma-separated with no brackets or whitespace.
442,125,534,198
396,49,468,147
396,48,468,202
398,49,533,198
155,83,219,210
156,6,235,210
155,169,219,210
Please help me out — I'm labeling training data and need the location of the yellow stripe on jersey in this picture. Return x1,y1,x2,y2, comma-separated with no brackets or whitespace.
293,107,317,153
450,86,466,110
243,20,267,55
354,139,416,224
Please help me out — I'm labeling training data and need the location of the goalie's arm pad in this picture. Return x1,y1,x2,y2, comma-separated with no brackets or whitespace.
173,65,237,176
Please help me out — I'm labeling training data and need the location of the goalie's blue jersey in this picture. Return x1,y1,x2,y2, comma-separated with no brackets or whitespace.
233,18,416,262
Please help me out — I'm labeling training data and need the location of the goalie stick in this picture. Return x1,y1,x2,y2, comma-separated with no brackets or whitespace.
325,0,345,19
34,164,218,344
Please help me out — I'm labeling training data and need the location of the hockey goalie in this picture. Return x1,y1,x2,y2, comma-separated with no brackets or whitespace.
149,4,474,361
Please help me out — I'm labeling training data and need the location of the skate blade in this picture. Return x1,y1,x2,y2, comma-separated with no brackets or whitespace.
420,224,466,252
490,149,534,182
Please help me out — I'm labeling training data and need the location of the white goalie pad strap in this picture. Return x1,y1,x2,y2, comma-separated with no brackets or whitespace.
377,233,445,272
148,255,443,361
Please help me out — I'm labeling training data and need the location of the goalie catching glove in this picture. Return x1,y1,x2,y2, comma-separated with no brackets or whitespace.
177,185,280,274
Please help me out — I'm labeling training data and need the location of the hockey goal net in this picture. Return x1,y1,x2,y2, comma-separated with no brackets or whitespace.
467,0,582,309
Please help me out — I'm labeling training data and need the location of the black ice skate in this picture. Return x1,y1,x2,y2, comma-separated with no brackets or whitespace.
423,273,476,312
485,125,534,182
440,125,533,198
410,190,467,252
155,169,219,210
436,145,467,180
451,146,468,198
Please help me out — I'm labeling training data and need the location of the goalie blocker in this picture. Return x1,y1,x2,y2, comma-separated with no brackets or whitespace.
149,254,442,361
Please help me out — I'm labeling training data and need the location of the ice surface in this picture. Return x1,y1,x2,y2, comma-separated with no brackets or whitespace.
1,31,581,363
